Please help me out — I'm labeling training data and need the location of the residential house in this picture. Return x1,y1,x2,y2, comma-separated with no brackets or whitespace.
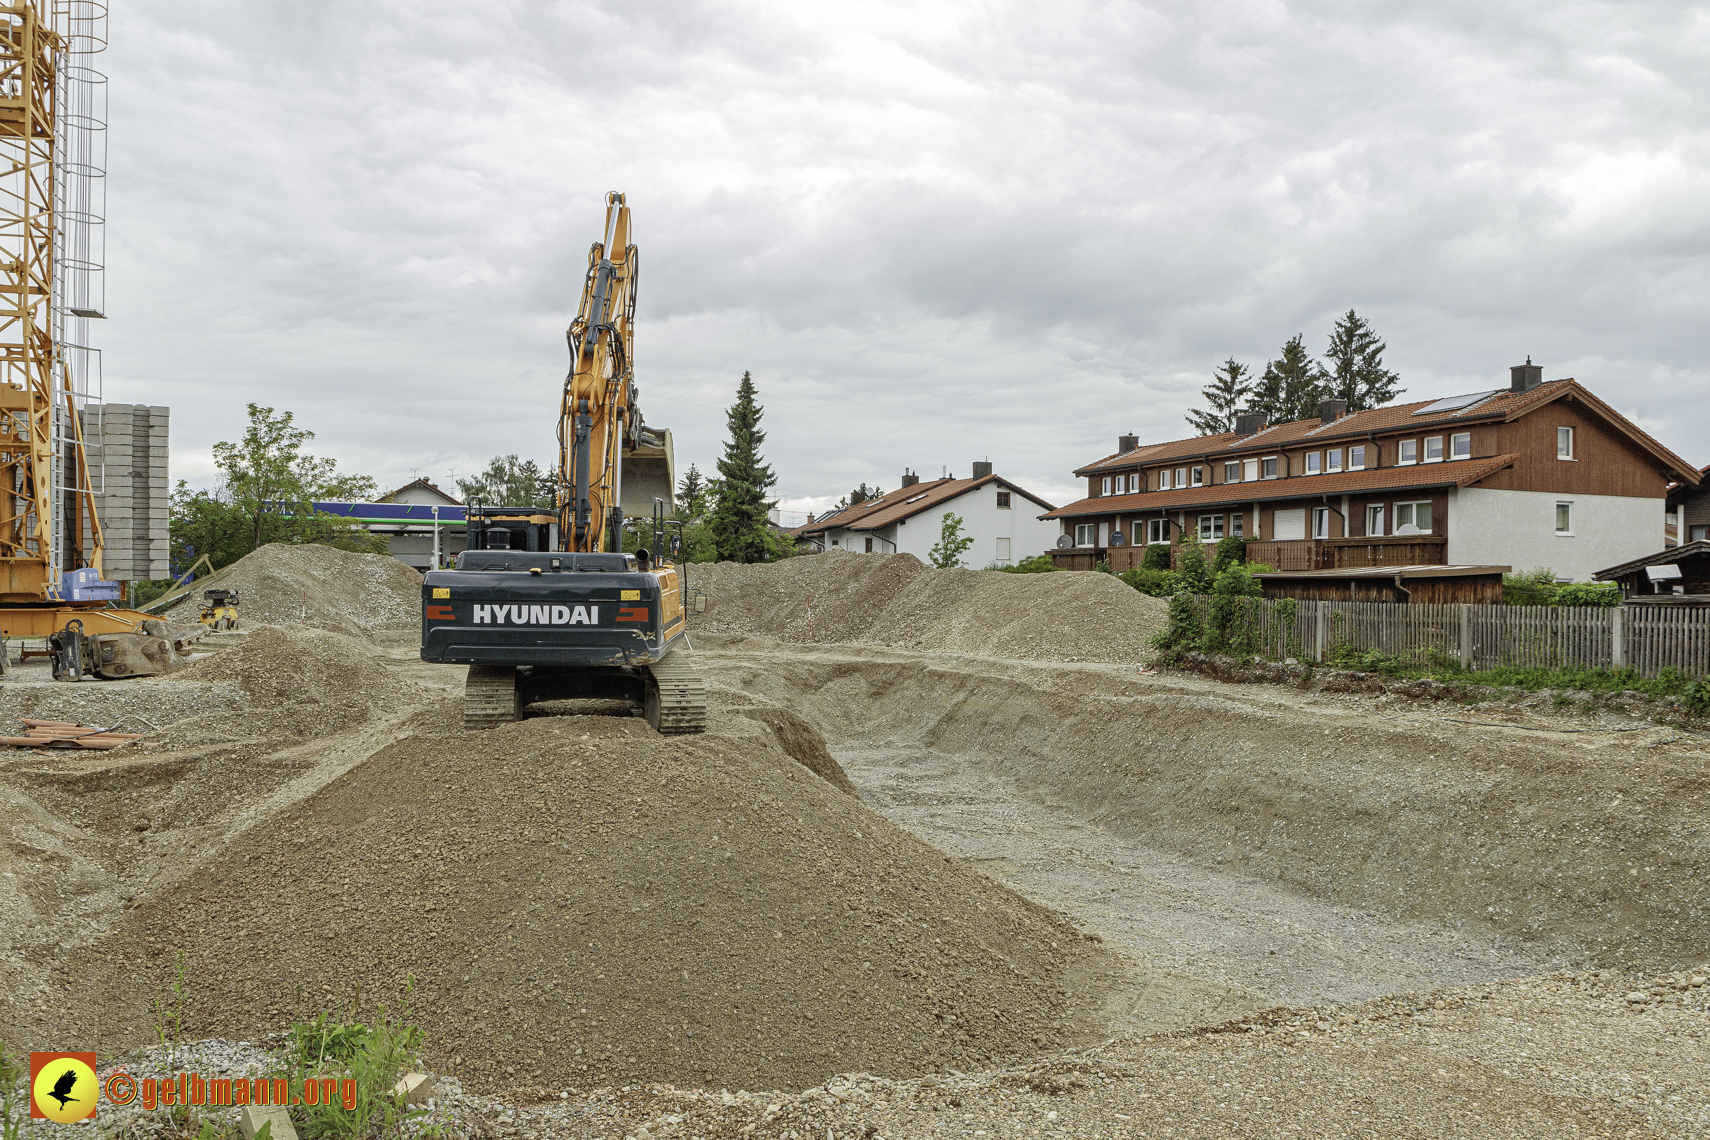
316,478,467,571
793,463,1057,567
1041,363,1701,582
1668,464,1710,547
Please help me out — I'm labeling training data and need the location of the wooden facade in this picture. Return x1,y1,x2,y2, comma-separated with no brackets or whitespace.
1254,567,1507,605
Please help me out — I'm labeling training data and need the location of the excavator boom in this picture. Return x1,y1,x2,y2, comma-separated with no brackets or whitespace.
559,191,639,553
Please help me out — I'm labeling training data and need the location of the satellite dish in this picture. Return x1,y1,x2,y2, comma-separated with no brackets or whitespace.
1109,531,1126,547
1055,534,1073,549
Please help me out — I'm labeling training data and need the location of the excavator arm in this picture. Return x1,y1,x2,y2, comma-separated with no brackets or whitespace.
558,191,640,553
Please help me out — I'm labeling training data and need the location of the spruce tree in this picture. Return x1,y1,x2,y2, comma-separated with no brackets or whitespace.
709,372,779,563
1186,358,1252,435
1249,335,1327,424
676,463,706,517
1322,309,1403,412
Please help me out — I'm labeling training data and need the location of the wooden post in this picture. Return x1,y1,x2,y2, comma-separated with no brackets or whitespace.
1315,600,1327,662
1460,603,1472,669
1611,605,1625,670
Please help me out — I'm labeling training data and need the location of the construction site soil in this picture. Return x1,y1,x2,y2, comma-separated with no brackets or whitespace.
4,546,1707,1137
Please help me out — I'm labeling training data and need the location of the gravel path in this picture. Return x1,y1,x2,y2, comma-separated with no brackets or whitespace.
839,740,1568,1010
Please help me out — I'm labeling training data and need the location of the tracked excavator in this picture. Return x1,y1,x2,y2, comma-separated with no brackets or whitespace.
419,193,706,734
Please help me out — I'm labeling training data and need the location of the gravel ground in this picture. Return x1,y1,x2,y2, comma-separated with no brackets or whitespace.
688,552,1166,663
38,967,1706,1139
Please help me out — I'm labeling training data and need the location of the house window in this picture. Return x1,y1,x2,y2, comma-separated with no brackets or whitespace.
1158,469,1172,491
1146,518,1169,545
1366,504,1385,536
1555,502,1573,534
1191,466,1205,487
1243,458,1259,481
1424,436,1444,462
1557,426,1574,459
1349,445,1367,470
995,537,1011,562
1450,432,1471,460
1691,525,1708,542
1224,462,1240,482
1101,477,1111,496
1326,448,1343,472
1230,512,1244,537
1312,507,1331,539
1394,501,1433,534
1398,439,1418,464
1075,523,1096,547
831,538,839,546
996,491,1011,509
1199,514,1224,541
1304,452,1321,475
1261,457,1278,479
1128,473,1140,493
1176,467,1188,488
864,537,874,553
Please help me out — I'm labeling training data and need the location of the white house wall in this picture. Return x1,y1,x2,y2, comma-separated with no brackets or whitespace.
892,485,1058,567
821,484,1057,566
1448,487,1664,581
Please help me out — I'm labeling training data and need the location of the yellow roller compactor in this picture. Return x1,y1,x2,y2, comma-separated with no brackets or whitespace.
419,194,705,733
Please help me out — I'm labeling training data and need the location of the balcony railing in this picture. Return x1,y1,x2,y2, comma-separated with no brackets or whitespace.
1049,537,1448,574
1248,536,1447,571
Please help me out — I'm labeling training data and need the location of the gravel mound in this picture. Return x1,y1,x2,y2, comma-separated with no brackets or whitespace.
76,713,1101,1095
160,543,422,634
159,625,423,739
688,552,1165,662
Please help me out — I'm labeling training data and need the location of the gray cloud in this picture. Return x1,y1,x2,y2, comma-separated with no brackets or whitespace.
102,0,1709,512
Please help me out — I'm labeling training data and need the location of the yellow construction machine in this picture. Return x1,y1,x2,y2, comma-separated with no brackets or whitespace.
419,193,704,732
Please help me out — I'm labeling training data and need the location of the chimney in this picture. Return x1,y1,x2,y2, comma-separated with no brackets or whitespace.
1510,356,1543,393
1117,433,1138,454
971,460,993,479
1234,411,1269,437
901,469,920,488
1319,398,1347,425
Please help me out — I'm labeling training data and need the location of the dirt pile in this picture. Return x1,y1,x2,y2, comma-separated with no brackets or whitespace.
159,626,423,738
688,552,1165,662
159,543,423,634
72,711,1105,1094
706,644,1710,969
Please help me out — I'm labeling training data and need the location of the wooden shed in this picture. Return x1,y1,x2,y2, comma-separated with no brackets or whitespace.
1253,564,1510,604
1594,540,1710,599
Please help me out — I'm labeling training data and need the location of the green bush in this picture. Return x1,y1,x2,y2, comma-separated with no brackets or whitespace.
1502,567,1559,606
1175,533,1213,594
1212,535,1247,574
1120,567,1178,597
1140,542,1172,571
278,983,427,1139
994,554,1059,574
1204,564,1265,654
1553,581,1622,607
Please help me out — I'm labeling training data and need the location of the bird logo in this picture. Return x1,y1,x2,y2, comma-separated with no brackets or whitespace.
29,1052,98,1123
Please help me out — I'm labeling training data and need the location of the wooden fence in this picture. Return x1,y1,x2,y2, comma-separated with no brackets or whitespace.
1179,597,1710,678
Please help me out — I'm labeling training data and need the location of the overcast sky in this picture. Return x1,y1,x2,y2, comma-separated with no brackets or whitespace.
103,0,1709,517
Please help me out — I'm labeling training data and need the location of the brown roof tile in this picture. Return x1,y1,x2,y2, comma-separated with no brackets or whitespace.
1073,379,1699,486
796,475,1055,535
1043,453,1520,519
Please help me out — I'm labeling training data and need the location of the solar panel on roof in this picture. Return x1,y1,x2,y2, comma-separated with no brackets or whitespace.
1413,389,1501,416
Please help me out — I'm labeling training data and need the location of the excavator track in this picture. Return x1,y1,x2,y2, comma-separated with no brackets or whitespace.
463,664,521,730
645,653,706,735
